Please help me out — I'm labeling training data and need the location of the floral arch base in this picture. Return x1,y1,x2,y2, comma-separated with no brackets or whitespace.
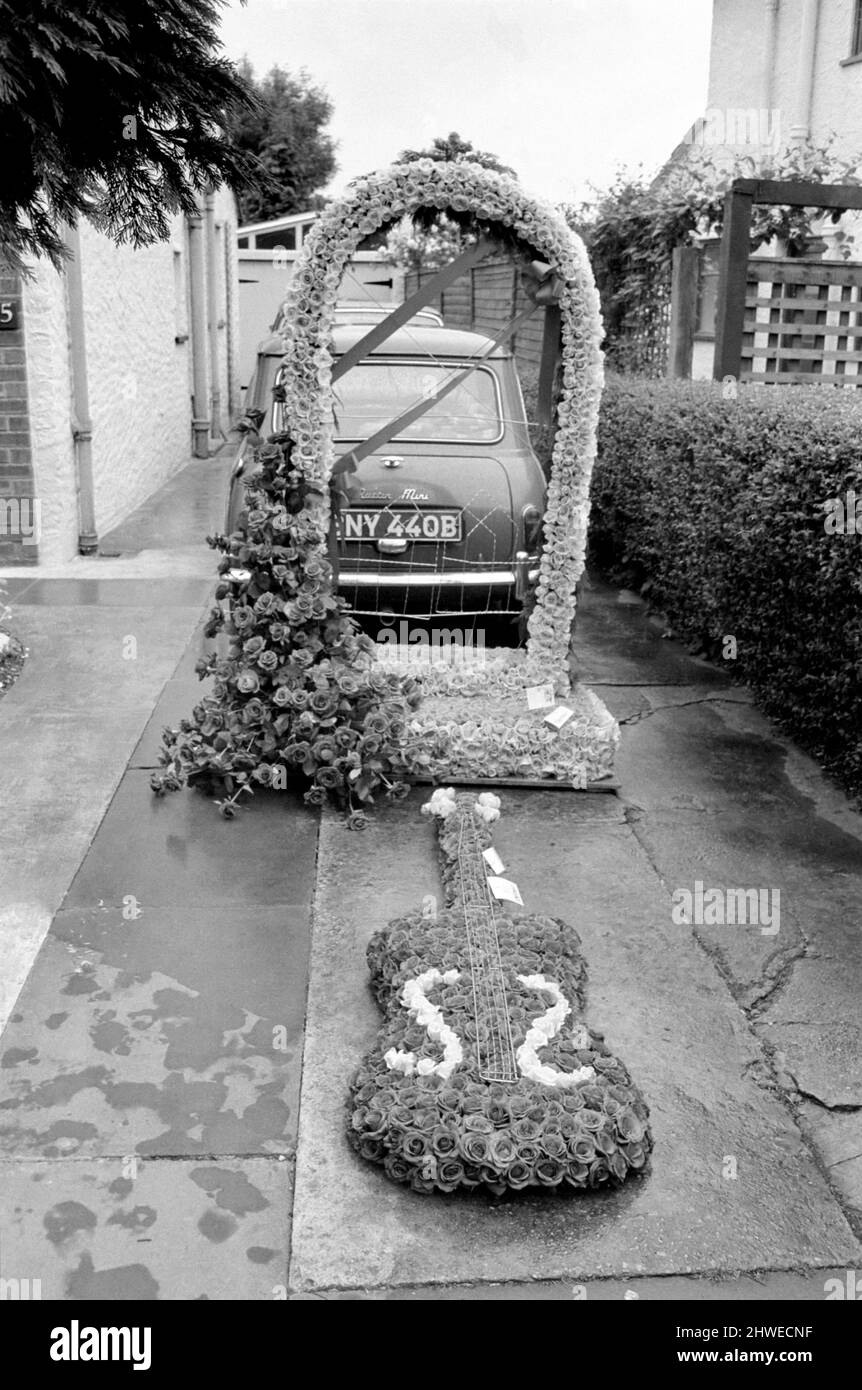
280,162,618,787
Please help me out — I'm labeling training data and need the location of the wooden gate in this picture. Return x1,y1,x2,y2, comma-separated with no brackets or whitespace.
714,177,862,384
741,258,862,386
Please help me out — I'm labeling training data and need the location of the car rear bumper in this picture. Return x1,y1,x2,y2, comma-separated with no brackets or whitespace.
337,568,539,588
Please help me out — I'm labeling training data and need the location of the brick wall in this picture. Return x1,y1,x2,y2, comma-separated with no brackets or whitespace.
0,270,38,564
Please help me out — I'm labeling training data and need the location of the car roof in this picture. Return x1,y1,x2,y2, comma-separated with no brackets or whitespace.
259,321,508,359
332,301,443,324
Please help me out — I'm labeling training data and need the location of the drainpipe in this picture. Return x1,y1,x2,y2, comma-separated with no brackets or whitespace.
187,203,211,457
63,223,98,554
762,0,779,112
791,0,820,146
205,186,222,437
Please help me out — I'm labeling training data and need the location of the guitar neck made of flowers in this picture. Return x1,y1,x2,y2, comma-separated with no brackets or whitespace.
422,788,518,1082
423,789,502,909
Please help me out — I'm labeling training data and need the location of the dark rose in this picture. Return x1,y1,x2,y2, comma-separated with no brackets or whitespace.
506,1160,533,1190
487,1100,511,1128
588,1157,610,1188
400,1131,432,1162
459,1092,485,1115
609,1150,628,1182
488,1132,517,1168
362,1108,388,1138
579,1108,603,1131
615,1110,646,1143
383,1152,412,1184
540,1132,568,1161
463,1113,494,1134
459,1131,490,1165
535,1157,565,1187
517,1141,541,1166
436,1158,465,1192
430,1126,459,1158
562,1090,585,1112
568,1135,596,1163
563,1164,590,1188
358,1135,385,1161
512,1117,541,1143
437,1088,461,1114
232,606,255,630
412,1108,438,1133
594,1126,617,1156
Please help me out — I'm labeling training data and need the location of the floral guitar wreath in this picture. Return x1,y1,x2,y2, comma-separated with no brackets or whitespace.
349,790,652,1194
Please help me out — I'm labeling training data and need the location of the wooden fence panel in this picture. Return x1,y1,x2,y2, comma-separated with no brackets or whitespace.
405,259,546,377
740,258,862,386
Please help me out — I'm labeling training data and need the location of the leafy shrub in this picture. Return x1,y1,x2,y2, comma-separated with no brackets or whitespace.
588,376,862,797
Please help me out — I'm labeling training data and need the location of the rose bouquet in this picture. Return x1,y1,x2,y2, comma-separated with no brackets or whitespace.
151,428,420,820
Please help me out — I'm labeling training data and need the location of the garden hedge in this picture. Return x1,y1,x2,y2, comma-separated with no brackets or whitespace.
587,376,862,799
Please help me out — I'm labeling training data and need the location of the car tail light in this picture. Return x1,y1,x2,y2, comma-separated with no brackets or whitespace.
522,505,542,553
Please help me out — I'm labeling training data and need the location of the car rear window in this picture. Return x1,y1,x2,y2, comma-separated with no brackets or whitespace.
330,361,502,443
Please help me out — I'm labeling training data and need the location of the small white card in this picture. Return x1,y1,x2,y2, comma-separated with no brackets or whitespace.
487,876,524,906
482,846,505,875
544,705,574,730
526,682,556,711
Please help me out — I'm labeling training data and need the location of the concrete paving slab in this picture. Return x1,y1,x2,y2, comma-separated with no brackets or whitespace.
289,791,860,1292
0,910,303,1158
797,1102,862,1230
574,581,731,690
0,1156,290,1300
0,549,220,579
0,710,170,1036
8,578,213,607
63,770,317,910
128,676,217,768
3,605,205,714
315,1268,852,1300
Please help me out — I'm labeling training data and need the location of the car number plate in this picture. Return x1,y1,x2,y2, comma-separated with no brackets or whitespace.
342,508,462,542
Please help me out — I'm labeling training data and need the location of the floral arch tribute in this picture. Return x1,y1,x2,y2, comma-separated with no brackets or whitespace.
279,161,618,786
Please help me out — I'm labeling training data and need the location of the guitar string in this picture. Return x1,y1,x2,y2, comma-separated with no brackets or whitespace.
456,805,518,1082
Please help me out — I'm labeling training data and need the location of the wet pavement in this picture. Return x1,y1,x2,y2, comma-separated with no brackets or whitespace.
292,577,862,1296
0,447,317,1300
1,472,861,1297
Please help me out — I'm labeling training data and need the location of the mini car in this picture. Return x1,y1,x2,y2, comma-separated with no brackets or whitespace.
227,313,545,621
